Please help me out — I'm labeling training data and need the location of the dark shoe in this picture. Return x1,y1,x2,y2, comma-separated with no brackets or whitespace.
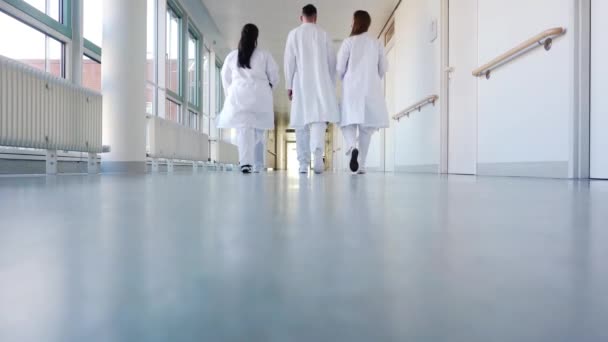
241,165,252,174
349,148,359,173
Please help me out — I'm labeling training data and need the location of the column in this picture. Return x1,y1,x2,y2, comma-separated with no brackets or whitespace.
101,0,147,173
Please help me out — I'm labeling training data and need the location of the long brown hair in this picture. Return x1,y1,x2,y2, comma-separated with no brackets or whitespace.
350,10,371,36
238,23,258,69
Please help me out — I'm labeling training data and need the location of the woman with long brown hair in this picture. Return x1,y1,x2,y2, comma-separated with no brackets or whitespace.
217,23,279,174
337,10,389,174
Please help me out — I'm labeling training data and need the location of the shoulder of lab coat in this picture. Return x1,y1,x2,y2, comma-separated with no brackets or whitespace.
337,37,353,80
322,27,337,85
284,29,298,90
221,50,238,92
259,49,280,88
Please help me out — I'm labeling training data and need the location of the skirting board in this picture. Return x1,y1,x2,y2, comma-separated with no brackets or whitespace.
477,161,569,179
395,164,440,173
0,159,93,174
101,161,147,174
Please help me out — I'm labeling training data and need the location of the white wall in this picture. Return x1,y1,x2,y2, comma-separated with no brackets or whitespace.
476,0,574,177
590,0,608,179
382,0,581,177
392,0,442,171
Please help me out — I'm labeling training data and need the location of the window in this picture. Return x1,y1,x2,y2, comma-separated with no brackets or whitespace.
187,30,199,107
23,0,62,22
189,111,199,130
202,46,211,115
166,99,181,123
82,54,101,91
0,11,65,77
83,0,102,48
146,0,157,115
202,114,210,135
166,6,181,96
215,62,224,115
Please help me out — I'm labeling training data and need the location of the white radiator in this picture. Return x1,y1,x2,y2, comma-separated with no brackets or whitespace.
0,55,103,154
147,116,209,162
216,140,239,164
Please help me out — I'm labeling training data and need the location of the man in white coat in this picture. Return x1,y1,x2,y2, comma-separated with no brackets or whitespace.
284,4,340,174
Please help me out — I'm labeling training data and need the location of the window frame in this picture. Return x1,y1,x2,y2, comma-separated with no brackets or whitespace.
145,0,158,117
0,5,68,78
2,0,71,38
187,24,201,111
165,0,182,101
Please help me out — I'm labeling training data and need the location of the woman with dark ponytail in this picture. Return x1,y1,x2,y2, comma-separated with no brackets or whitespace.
218,24,279,174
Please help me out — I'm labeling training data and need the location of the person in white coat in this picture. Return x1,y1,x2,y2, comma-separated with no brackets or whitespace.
218,24,279,174
284,4,340,174
337,10,389,174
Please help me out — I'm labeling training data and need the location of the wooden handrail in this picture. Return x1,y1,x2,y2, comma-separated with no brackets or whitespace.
392,95,439,121
472,27,566,79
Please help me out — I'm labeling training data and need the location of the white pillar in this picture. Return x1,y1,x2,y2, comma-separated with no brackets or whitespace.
101,0,147,173
70,0,83,85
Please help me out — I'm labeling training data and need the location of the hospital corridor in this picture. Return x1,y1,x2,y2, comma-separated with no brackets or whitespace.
0,0,607,341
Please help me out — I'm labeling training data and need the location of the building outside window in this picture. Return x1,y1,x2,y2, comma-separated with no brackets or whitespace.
82,54,101,91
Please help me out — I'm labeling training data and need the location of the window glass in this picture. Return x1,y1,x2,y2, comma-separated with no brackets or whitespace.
166,7,180,95
48,37,63,77
82,54,101,91
0,12,64,77
146,0,155,82
187,32,199,106
83,0,103,47
202,114,210,135
23,0,61,22
166,98,181,123
146,84,155,116
215,63,224,115
189,111,199,131
202,47,210,114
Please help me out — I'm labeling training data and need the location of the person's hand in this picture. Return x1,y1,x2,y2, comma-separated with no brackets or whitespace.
287,89,293,101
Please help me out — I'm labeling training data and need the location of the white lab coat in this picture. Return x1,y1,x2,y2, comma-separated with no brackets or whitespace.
217,48,279,130
337,33,389,128
284,23,340,128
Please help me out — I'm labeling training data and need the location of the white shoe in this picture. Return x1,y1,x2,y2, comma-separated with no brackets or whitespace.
357,167,367,175
313,150,324,174
253,165,264,173
299,164,309,174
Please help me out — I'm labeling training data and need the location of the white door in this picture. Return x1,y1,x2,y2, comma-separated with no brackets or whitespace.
447,0,478,175
384,45,397,172
591,0,608,179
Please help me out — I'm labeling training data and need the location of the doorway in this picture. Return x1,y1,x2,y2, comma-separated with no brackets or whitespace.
286,141,299,172
446,0,478,175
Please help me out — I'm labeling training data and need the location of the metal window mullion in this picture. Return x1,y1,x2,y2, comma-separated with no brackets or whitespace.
180,11,188,127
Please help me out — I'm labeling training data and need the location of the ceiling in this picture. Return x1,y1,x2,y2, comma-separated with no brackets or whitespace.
201,0,398,60
200,0,398,112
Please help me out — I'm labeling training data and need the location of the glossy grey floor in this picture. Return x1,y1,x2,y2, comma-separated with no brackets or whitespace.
0,172,607,342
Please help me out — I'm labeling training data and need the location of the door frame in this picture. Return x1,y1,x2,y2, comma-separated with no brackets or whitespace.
384,38,396,173
439,0,450,174
575,0,591,179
